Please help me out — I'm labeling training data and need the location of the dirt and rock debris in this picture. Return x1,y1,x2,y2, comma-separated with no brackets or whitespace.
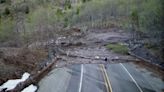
0,48,48,85
52,27,163,76
0,27,163,90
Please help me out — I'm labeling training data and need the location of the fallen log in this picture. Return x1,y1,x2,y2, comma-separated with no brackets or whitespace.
129,51,164,71
7,58,58,92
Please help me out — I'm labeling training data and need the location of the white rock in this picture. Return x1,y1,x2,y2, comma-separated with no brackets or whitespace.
115,56,119,59
0,72,30,91
21,84,37,92
95,56,100,59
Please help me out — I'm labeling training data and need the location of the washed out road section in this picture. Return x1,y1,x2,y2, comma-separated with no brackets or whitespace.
37,67,72,92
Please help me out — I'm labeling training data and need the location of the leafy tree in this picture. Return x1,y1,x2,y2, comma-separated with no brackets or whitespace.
24,5,30,14
56,8,63,17
82,0,91,3
76,7,80,15
0,0,5,4
64,0,71,9
3,7,10,16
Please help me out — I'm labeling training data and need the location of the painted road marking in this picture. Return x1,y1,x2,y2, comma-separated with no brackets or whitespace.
100,65,109,92
100,64,113,92
120,63,143,92
102,65,113,92
78,64,84,92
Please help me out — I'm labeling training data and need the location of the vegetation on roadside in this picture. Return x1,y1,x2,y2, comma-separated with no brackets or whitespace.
0,47,48,84
0,0,163,63
0,0,163,49
106,43,129,55
69,0,163,60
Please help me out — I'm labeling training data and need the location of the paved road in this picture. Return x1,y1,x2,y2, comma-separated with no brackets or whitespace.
81,64,106,92
38,64,106,92
106,63,155,92
37,63,163,92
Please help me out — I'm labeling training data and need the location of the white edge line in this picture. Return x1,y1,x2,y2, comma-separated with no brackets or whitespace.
78,64,83,92
120,63,143,92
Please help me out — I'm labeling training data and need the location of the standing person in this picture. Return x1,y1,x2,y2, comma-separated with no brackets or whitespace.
104,57,108,69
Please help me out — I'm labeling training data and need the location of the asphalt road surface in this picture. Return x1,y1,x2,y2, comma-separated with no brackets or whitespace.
37,63,164,92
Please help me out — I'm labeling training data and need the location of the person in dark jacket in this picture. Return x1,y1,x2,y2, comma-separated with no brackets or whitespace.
104,57,108,69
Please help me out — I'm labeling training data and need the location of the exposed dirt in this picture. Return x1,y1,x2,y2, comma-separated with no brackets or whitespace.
0,48,48,85
0,28,84,85
1,27,163,88
54,28,137,68
53,27,164,81
134,61,164,80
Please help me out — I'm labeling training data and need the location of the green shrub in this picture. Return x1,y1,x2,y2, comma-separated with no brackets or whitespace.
56,8,63,17
76,7,80,15
82,0,91,3
131,9,139,26
64,0,72,9
0,18,14,43
3,7,10,16
106,43,129,55
24,6,30,14
0,0,5,4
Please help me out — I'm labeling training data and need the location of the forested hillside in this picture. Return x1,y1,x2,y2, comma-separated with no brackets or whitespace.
0,0,163,59
0,0,164,91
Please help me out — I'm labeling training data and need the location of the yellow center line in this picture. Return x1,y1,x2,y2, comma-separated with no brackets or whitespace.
99,64,113,92
100,65,109,92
